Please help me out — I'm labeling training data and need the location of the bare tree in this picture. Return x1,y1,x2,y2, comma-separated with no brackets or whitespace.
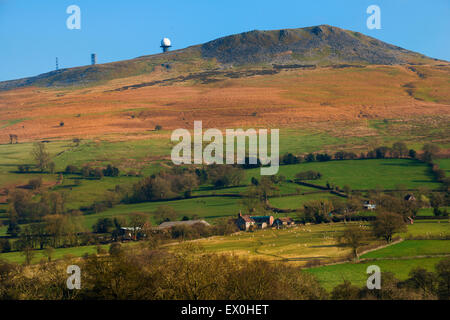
338,224,368,260
21,246,35,265
32,142,51,172
9,134,18,144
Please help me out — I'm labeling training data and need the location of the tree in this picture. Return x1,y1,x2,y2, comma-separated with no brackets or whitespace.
103,164,119,177
430,193,444,216
65,165,78,174
305,153,315,162
281,153,300,165
372,212,406,243
154,206,178,224
409,149,417,159
303,200,334,223
0,239,11,253
28,177,43,190
342,185,351,196
257,176,279,203
32,142,51,172
338,225,367,260
113,216,127,230
240,187,265,214
21,246,35,265
374,146,390,159
421,143,440,163
43,247,55,262
109,243,122,256
331,280,360,300
404,267,437,298
435,257,450,300
48,162,56,174
295,170,321,180
6,221,20,237
43,215,67,248
392,142,408,158
129,212,147,239
39,192,66,215
92,218,114,233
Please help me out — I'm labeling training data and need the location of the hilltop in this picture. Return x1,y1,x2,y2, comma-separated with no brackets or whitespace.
0,25,449,145
0,25,443,90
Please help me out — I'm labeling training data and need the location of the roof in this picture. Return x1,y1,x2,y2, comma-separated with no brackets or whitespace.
251,216,272,222
404,194,416,200
121,227,141,231
240,215,254,223
157,220,210,229
275,217,293,222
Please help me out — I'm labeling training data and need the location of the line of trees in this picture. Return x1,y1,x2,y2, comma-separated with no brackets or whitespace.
125,165,245,203
280,142,442,165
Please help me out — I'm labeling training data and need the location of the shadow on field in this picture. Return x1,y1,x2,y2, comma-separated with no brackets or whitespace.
380,162,422,167
285,256,329,261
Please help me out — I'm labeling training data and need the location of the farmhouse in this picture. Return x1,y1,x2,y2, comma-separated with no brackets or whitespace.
120,227,142,240
236,213,256,231
157,220,211,229
236,213,276,230
273,217,295,228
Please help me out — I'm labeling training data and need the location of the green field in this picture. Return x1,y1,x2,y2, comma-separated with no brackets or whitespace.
417,207,450,217
168,222,362,264
305,257,444,291
361,240,450,259
84,196,243,228
247,159,441,190
437,159,450,173
400,220,450,238
269,193,341,209
305,221,450,290
0,244,109,264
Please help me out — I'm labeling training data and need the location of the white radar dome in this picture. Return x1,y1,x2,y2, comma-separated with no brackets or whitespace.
161,38,171,47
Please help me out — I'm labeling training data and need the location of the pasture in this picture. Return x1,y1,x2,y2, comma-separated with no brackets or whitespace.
167,222,365,265
305,257,445,291
400,220,450,238
360,240,450,259
246,159,441,190
0,244,109,264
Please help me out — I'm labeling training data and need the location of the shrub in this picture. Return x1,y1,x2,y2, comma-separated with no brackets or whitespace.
109,243,122,256
295,170,322,180
93,218,114,233
0,239,11,253
316,153,332,162
103,164,119,177
281,153,300,165
96,245,107,255
28,177,43,190
65,165,78,174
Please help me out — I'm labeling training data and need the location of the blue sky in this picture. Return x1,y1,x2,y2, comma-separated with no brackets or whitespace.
0,0,449,81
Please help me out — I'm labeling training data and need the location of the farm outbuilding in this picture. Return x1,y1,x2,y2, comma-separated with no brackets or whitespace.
273,217,295,228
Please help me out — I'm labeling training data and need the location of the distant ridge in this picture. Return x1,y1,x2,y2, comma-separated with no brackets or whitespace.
0,25,442,90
